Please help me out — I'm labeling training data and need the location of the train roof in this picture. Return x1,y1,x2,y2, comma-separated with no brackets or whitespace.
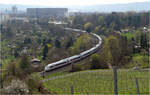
47,59,67,67
80,49,90,55
68,55,80,59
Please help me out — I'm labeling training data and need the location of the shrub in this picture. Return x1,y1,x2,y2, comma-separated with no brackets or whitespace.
3,79,29,94
90,54,100,69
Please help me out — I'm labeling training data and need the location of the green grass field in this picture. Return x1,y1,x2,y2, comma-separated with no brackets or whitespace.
42,69,149,94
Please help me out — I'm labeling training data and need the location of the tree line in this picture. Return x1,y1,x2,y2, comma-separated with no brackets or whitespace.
69,11,149,34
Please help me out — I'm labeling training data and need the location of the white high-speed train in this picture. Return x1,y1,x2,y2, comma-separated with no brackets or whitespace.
44,29,102,71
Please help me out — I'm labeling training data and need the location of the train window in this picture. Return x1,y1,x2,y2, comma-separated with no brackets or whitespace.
54,62,64,66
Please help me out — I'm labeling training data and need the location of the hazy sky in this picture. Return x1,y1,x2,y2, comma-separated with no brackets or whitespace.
0,0,149,6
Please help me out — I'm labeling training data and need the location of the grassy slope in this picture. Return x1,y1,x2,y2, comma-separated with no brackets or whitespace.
42,69,149,94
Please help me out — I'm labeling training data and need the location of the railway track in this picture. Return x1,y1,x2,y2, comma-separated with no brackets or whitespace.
41,28,102,76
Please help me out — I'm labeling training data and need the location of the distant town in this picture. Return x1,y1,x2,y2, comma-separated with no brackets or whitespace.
0,6,69,24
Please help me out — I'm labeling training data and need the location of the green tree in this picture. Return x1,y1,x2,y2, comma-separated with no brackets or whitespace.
134,30,141,44
65,37,73,49
70,34,90,54
14,50,19,58
19,55,30,74
48,38,52,44
84,22,93,33
103,35,121,66
42,39,47,46
7,62,17,76
19,55,29,70
4,27,14,39
55,39,61,48
109,22,115,31
90,54,100,69
94,26,101,33
27,77,38,94
140,33,148,49
37,38,41,44
24,37,31,44
6,60,26,79
98,16,104,25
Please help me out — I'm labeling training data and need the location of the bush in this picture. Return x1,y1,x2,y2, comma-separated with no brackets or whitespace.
29,75,51,94
90,54,100,69
7,62,17,76
3,79,29,94
55,39,61,48
26,77,39,93
43,44,49,60
19,55,30,71
84,22,93,32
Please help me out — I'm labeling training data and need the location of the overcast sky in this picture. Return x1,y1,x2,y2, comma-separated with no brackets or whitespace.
0,0,149,6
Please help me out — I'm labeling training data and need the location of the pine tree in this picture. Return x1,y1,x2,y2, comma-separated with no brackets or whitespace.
19,55,29,69
55,40,61,48
140,33,148,49
43,44,48,60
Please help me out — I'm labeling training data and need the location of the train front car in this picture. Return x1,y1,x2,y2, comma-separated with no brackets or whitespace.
44,59,67,71
44,66,48,72
44,64,53,72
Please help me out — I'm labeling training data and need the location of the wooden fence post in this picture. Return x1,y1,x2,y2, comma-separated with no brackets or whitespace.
0,65,3,89
70,85,74,95
113,66,118,95
0,24,3,89
86,91,89,95
135,78,140,95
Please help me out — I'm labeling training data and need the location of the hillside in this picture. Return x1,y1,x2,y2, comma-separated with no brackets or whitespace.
39,69,149,94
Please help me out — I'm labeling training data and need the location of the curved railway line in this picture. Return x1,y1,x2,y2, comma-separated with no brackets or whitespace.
42,28,102,75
